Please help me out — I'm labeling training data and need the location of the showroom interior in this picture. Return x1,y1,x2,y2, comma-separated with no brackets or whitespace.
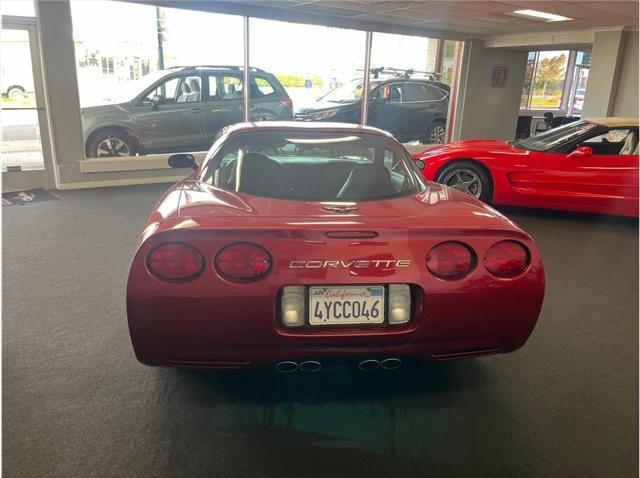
1,0,638,476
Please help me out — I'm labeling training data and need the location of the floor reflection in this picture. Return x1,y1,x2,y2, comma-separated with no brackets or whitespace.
143,360,499,474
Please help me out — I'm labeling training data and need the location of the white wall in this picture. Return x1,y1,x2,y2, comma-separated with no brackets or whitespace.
453,39,528,141
612,31,639,118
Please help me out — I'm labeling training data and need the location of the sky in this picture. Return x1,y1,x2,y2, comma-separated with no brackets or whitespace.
67,0,433,79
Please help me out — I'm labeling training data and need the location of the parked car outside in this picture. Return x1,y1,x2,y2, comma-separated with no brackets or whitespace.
573,87,586,113
82,66,293,158
412,117,639,217
295,76,450,144
126,121,545,370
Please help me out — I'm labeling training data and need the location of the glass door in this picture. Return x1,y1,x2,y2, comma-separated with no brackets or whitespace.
1,18,56,190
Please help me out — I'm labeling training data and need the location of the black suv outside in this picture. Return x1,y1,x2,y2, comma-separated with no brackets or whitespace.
82,66,293,157
295,70,450,144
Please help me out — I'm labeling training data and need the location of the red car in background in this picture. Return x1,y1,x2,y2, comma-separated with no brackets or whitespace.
413,118,639,217
127,122,544,371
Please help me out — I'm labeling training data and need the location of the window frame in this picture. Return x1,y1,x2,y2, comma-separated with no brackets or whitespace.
520,50,576,112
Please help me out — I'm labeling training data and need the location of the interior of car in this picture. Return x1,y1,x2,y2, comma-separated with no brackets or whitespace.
580,128,639,155
211,142,415,201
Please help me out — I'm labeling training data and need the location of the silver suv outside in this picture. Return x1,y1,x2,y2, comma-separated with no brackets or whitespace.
82,65,293,158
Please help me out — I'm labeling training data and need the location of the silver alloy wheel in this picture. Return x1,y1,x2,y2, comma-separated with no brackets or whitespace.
96,137,130,157
429,125,446,144
441,168,483,198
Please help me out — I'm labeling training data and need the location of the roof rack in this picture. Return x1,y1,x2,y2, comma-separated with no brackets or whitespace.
166,65,268,73
359,66,441,81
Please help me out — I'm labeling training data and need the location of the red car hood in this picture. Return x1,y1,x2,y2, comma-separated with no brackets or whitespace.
142,180,529,240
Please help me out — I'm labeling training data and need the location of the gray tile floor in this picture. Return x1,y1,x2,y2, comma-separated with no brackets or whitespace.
3,184,638,477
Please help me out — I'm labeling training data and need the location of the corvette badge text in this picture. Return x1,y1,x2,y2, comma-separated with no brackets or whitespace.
289,260,411,269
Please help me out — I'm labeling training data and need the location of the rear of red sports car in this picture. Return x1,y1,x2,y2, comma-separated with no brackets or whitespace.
127,123,544,370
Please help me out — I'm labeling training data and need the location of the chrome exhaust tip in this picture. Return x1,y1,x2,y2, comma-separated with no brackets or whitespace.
358,359,381,371
299,360,322,372
381,357,402,370
275,361,299,373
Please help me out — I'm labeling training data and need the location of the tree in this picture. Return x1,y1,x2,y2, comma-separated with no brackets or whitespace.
533,54,566,97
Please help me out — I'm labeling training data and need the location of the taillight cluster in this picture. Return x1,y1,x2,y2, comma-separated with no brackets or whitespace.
484,240,530,277
146,241,272,282
214,242,271,281
147,243,205,281
426,240,530,280
280,97,293,110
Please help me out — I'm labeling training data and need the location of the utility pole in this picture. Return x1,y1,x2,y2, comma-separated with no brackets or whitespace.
156,6,165,70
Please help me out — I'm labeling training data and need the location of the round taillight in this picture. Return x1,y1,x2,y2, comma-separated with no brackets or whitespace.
484,240,530,277
214,242,272,282
426,241,476,280
147,242,205,281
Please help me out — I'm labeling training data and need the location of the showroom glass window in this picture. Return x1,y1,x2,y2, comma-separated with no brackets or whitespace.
250,18,365,124
520,50,570,110
70,1,243,158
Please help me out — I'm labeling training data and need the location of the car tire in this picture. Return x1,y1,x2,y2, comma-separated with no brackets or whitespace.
424,120,446,144
87,128,138,158
436,161,493,203
7,86,25,99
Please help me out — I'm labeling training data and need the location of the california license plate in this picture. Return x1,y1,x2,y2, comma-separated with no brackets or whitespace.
308,286,385,326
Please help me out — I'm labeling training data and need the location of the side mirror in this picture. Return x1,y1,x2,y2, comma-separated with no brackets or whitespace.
567,145,593,159
150,94,162,110
415,159,426,170
168,153,198,170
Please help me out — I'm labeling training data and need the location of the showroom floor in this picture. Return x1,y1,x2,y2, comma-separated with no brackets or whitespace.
3,184,638,477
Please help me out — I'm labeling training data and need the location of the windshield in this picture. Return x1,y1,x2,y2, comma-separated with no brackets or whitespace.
516,120,601,152
319,79,380,104
202,130,425,201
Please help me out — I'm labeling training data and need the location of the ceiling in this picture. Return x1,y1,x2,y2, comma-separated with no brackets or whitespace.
159,0,639,39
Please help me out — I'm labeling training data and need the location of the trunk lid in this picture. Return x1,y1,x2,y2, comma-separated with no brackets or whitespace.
171,180,523,234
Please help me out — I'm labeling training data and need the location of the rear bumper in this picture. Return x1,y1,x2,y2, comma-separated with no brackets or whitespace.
127,227,545,369
127,278,544,368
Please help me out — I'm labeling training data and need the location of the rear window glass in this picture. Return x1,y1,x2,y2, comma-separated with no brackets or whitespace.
254,77,275,96
201,131,425,201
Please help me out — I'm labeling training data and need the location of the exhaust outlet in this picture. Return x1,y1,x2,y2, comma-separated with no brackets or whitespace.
381,358,402,370
275,361,299,373
358,359,381,371
299,360,322,372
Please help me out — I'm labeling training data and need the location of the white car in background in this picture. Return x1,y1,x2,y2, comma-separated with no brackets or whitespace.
573,87,586,113
1,66,35,99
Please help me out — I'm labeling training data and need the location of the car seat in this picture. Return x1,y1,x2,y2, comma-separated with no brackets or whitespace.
337,163,394,200
237,152,286,197
177,82,192,103
226,84,237,99
187,78,201,102
619,131,638,155
388,86,402,102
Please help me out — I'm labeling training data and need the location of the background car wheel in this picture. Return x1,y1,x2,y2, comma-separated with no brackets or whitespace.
87,129,138,158
7,87,26,100
436,161,492,202
425,120,446,144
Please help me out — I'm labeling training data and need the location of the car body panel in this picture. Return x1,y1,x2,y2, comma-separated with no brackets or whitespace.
414,122,639,217
127,122,545,368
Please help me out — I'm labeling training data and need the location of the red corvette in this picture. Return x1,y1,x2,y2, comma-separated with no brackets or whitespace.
127,122,544,371
413,118,639,217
